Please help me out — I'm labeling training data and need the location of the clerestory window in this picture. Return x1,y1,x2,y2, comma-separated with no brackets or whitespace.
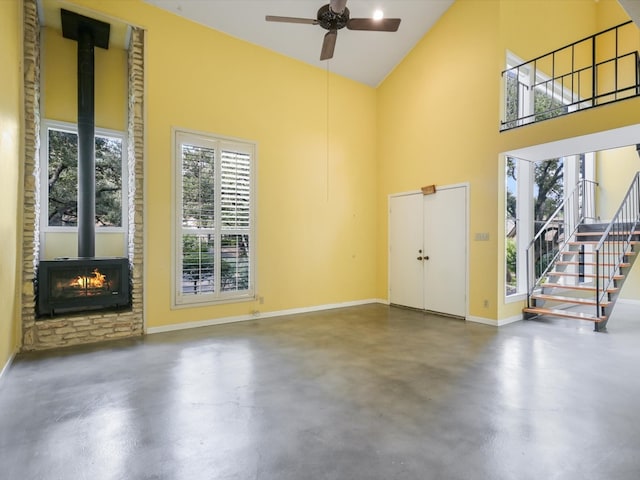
173,130,256,307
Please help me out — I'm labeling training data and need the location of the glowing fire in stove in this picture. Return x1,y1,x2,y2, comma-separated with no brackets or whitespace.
71,268,107,289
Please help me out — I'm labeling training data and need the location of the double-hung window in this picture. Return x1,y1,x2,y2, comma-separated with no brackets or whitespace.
174,130,255,306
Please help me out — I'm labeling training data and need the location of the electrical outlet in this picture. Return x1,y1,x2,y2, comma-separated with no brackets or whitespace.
259,296,264,304
483,299,489,308
475,232,490,241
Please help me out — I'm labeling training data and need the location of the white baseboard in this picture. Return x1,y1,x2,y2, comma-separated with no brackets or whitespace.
467,314,522,327
0,350,17,386
147,298,387,334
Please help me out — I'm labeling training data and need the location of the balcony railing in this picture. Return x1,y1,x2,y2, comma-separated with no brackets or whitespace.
501,21,640,131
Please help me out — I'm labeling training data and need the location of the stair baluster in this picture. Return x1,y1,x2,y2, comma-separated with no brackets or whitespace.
524,172,640,331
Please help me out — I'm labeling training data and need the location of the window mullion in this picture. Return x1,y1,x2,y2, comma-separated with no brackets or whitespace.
214,142,222,296
518,160,534,295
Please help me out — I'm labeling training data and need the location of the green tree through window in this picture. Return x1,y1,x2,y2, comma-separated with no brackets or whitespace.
47,127,123,227
175,131,254,305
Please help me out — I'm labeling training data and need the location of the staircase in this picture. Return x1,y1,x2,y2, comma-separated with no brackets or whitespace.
523,172,640,331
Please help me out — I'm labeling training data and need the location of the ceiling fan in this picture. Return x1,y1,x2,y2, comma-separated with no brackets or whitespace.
266,0,401,60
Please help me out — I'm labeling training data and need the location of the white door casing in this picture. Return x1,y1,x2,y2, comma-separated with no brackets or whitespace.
389,185,468,318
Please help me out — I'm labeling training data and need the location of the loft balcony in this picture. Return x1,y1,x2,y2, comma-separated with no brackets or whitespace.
501,21,640,131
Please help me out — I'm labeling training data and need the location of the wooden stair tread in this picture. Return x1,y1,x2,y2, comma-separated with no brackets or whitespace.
568,240,640,246
531,293,611,306
540,282,618,293
555,261,630,267
576,230,640,236
524,307,605,322
546,271,624,280
561,250,636,256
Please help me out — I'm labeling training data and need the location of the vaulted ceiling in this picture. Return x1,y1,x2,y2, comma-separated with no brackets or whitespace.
38,0,640,88
141,0,455,87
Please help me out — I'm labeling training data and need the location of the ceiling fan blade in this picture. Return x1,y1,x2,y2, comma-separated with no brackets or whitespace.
329,0,348,14
320,30,337,60
347,18,401,32
265,15,318,25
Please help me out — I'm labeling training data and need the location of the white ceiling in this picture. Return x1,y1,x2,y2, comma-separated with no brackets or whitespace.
142,0,454,87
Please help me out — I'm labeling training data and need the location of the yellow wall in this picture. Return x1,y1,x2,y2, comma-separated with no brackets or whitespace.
43,232,126,259
42,26,127,130
598,146,639,219
0,0,22,371
41,26,128,259
496,0,639,318
377,0,501,319
35,0,640,333
58,0,378,328
378,0,637,323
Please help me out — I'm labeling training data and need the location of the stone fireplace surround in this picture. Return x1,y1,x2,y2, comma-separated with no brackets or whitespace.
21,0,145,350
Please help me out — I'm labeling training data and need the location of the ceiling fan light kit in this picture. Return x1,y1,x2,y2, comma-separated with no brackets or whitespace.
266,0,401,60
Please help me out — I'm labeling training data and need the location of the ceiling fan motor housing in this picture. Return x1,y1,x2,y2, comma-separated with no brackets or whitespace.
317,4,350,30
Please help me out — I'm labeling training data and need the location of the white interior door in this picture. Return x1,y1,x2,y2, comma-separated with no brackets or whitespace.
389,194,423,309
423,186,467,317
389,186,467,318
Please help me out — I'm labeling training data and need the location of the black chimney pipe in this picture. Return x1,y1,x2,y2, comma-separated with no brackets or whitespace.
61,9,110,258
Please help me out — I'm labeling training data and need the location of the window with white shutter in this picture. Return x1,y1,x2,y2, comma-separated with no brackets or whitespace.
174,130,255,306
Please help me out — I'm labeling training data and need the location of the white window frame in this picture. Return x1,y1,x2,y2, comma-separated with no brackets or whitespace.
172,128,257,308
505,156,533,301
505,153,597,302
505,51,580,127
39,119,129,237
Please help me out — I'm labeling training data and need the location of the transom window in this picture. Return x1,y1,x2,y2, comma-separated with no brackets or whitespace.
173,130,256,306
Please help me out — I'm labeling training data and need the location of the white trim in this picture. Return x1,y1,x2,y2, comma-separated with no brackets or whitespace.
147,299,386,334
172,127,257,308
505,293,526,304
504,50,578,127
498,314,524,326
466,316,498,327
0,350,17,386
467,314,522,327
387,182,470,319
39,120,129,256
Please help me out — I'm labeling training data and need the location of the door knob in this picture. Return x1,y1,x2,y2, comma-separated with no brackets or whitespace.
417,256,423,260
425,256,429,260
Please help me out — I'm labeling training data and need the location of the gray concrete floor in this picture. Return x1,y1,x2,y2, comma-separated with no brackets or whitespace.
1,303,640,480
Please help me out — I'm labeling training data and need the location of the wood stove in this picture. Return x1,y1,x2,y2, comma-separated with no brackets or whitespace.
37,258,130,317
35,10,132,318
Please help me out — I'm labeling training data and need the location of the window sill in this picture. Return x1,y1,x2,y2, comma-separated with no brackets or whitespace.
172,293,256,310
505,292,526,304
